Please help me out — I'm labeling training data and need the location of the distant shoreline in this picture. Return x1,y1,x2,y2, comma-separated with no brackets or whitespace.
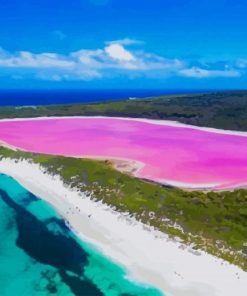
0,89,216,107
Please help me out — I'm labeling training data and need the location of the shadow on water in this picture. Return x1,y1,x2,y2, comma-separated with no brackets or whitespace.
0,189,104,296
59,270,104,296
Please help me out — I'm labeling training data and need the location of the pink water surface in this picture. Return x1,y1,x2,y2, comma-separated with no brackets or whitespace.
1,117,247,189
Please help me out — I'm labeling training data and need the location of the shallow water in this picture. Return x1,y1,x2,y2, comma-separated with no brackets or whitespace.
0,173,163,296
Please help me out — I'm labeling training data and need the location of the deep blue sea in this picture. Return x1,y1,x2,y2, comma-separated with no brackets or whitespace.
0,89,210,106
0,174,163,296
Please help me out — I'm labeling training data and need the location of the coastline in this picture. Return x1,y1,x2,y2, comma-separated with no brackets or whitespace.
0,158,246,296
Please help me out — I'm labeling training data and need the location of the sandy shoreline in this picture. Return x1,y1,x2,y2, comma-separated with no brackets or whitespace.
0,140,18,151
0,158,246,296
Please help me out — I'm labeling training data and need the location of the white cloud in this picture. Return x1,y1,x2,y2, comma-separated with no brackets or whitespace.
0,43,243,81
0,50,74,68
36,69,101,81
131,52,184,71
72,49,106,67
179,66,240,78
105,44,135,61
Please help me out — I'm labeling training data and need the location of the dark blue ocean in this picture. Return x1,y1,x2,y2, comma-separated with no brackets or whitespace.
0,89,210,106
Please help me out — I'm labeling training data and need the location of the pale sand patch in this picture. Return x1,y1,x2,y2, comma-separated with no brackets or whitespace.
79,155,145,176
0,140,18,151
0,158,246,296
104,158,143,175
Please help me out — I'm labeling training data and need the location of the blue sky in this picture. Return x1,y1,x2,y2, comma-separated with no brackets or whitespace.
1,0,247,89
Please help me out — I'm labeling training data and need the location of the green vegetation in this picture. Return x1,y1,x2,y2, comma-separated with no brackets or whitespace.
1,146,247,270
1,91,247,130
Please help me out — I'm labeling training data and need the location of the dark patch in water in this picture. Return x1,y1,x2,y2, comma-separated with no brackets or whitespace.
59,270,104,296
5,215,15,231
40,270,59,294
0,188,107,295
0,189,87,274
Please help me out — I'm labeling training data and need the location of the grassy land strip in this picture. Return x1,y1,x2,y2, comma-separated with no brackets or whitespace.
0,146,246,270
1,91,247,131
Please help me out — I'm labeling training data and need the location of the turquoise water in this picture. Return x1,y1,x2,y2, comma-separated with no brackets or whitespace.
0,174,163,296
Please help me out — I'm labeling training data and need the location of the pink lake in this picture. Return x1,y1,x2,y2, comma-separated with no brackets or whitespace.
1,117,247,190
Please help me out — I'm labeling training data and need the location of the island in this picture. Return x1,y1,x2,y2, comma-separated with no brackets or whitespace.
0,91,247,296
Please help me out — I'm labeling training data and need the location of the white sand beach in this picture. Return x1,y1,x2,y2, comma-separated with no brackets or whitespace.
0,158,246,296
